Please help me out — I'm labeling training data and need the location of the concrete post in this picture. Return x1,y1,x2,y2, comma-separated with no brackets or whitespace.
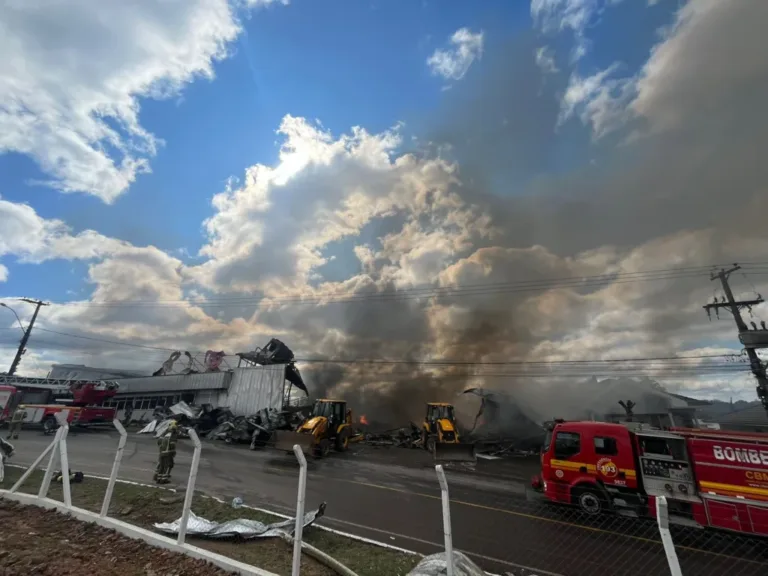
435,464,455,576
177,429,202,545
100,419,128,517
291,444,308,576
656,496,683,576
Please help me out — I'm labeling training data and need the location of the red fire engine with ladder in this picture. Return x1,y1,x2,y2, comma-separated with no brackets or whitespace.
0,375,118,434
533,420,768,537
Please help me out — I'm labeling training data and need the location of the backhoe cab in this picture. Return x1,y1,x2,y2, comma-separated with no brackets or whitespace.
422,403,476,463
275,399,352,458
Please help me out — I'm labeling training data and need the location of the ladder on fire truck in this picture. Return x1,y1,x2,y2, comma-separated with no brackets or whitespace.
0,375,119,403
0,374,75,394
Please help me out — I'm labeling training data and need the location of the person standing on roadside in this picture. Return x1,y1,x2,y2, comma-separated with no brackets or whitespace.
8,405,26,440
0,437,15,483
154,420,179,484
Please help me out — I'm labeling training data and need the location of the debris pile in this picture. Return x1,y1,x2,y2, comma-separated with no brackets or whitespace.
362,424,424,448
137,400,308,444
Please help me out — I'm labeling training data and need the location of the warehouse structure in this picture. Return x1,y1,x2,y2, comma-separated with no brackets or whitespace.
46,339,310,422
101,365,308,422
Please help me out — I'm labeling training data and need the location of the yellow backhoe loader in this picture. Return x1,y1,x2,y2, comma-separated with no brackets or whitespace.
274,399,352,458
422,402,476,463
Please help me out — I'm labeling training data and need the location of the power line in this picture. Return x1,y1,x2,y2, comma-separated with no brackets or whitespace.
30,327,182,352
6,326,746,368
46,262,768,309
294,353,745,366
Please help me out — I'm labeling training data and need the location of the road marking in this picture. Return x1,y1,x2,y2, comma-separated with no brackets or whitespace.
316,515,565,576
332,477,767,565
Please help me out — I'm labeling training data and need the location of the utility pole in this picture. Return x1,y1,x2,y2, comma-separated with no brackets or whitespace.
703,266,768,413
7,298,48,376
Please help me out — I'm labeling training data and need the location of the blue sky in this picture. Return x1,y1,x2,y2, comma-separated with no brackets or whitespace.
0,0,675,300
1,0,766,404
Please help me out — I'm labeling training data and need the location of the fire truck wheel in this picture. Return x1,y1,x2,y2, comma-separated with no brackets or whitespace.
42,417,57,435
574,487,606,516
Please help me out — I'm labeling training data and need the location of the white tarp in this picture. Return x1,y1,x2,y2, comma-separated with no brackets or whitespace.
407,552,487,576
153,506,324,539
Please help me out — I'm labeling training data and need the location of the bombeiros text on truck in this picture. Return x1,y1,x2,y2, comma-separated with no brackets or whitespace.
0,375,119,433
532,419,768,537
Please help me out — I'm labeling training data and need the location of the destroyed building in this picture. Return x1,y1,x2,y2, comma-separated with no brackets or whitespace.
62,339,310,423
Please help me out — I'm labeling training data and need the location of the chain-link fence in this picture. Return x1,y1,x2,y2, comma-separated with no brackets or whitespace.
439,471,767,576
4,426,768,576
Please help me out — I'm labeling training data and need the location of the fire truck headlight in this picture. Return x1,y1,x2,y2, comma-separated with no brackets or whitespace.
664,483,673,493
679,484,688,494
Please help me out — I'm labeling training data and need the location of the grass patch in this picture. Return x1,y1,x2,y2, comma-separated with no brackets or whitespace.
1,466,420,576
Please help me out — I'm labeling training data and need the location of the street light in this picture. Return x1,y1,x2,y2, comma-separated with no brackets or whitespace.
0,302,25,333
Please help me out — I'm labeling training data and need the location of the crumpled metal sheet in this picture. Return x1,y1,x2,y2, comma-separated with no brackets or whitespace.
153,504,325,540
169,401,201,419
407,552,487,576
138,420,158,434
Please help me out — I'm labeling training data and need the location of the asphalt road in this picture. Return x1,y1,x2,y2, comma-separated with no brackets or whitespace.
4,430,767,576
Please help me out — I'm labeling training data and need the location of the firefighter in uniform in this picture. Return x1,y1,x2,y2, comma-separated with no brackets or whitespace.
8,406,26,440
154,421,178,484
0,437,15,483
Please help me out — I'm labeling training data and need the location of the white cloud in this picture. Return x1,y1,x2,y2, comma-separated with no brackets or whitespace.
0,197,128,264
427,28,484,81
0,264,7,283
531,0,597,35
559,64,635,136
531,0,599,61
535,46,559,74
631,0,768,133
189,114,493,295
555,0,768,140
0,0,272,203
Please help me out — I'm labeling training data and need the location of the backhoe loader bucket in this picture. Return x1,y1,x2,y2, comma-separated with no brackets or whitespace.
433,442,477,463
274,431,316,455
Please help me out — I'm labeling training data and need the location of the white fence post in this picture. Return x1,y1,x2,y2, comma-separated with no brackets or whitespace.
9,424,63,494
177,429,202,546
291,444,308,576
58,421,72,508
38,426,64,498
100,419,128,517
435,464,455,576
656,496,683,576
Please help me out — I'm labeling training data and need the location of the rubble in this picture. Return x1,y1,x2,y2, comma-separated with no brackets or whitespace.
136,399,308,445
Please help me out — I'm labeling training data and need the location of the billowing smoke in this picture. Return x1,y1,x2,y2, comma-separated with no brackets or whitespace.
288,1,768,431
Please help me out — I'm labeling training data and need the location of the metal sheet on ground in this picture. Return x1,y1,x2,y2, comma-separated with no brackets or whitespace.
153,506,324,539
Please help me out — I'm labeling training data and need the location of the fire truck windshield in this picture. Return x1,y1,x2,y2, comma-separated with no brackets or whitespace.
543,430,552,452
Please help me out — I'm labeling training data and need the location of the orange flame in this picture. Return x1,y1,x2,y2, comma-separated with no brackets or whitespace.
359,414,369,425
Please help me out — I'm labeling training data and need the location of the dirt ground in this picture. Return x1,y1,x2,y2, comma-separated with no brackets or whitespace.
0,500,233,576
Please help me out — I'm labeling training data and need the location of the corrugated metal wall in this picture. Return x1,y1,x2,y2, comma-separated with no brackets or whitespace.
224,366,285,415
115,372,231,394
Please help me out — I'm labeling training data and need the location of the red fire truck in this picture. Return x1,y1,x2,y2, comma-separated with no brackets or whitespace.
532,420,768,537
0,375,119,433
